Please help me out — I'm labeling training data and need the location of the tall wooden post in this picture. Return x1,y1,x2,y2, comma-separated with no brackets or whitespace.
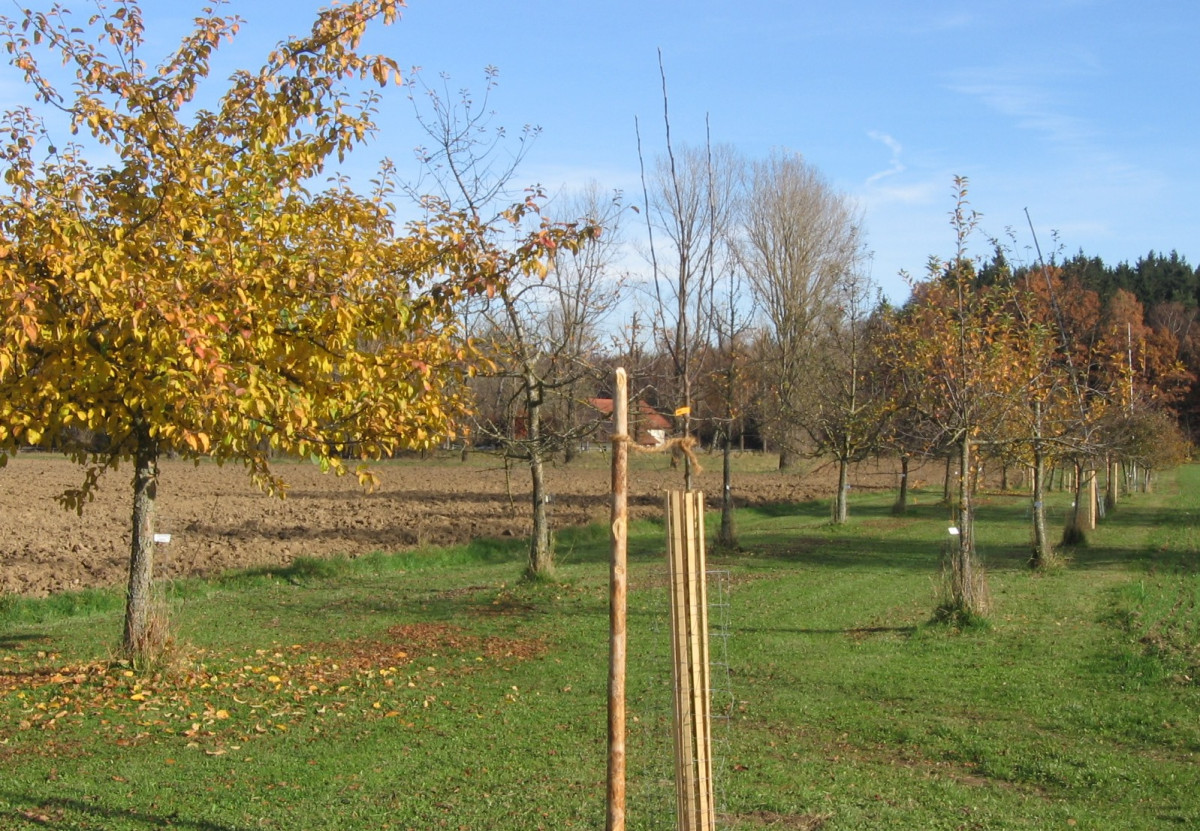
607,368,629,831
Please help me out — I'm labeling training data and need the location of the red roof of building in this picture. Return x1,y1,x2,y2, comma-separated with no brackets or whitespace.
588,398,673,431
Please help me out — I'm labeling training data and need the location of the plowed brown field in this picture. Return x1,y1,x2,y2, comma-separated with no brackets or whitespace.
0,451,919,597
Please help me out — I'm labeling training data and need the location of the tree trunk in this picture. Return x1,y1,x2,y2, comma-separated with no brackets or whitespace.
1030,441,1050,568
1104,458,1119,512
681,417,694,492
952,431,983,616
1061,460,1086,546
832,456,849,524
943,451,953,503
528,449,553,576
777,442,795,471
563,395,578,464
893,454,910,515
526,389,554,576
716,431,737,549
123,423,161,660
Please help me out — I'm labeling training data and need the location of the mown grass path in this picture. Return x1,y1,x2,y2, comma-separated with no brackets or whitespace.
717,469,1200,829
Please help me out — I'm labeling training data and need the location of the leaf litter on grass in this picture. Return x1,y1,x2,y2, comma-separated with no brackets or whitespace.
0,622,546,758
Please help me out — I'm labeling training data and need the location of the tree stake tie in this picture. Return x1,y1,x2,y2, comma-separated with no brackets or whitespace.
610,433,703,476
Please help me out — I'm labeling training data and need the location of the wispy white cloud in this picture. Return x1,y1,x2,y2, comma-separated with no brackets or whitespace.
865,130,906,186
866,181,943,207
948,63,1097,149
946,58,1172,233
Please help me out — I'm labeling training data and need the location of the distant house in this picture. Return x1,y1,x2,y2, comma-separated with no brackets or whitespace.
588,398,673,447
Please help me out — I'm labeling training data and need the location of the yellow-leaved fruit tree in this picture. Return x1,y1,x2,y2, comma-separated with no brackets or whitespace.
0,0,590,660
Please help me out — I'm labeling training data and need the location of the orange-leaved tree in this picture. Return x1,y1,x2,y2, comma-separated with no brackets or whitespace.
882,178,1029,619
0,1,568,659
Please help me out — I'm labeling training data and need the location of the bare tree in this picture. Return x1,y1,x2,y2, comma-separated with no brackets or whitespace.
802,269,889,524
707,261,755,547
636,58,741,488
404,66,536,222
405,70,620,577
737,150,864,470
468,186,625,576
543,184,630,463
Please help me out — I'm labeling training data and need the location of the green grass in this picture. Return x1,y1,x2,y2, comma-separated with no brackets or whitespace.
1,466,1198,829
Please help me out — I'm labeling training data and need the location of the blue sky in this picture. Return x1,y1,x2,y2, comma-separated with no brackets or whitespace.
7,1,1199,304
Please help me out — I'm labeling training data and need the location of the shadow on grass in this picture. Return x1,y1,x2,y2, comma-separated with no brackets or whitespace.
221,536,530,587
0,791,250,831
395,595,553,626
1090,502,1200,529
0,632,51,651
1058,542,1200,572
738,500,840,521
0,589,125,629
734,536,941,572
737,624,918,638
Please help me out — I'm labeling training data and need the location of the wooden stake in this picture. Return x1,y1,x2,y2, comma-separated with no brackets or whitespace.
607,368,629,831
667,493,694,829
689,493,714,831
667,490,715,831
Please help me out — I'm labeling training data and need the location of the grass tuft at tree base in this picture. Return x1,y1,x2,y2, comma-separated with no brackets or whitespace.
928,602,993,631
